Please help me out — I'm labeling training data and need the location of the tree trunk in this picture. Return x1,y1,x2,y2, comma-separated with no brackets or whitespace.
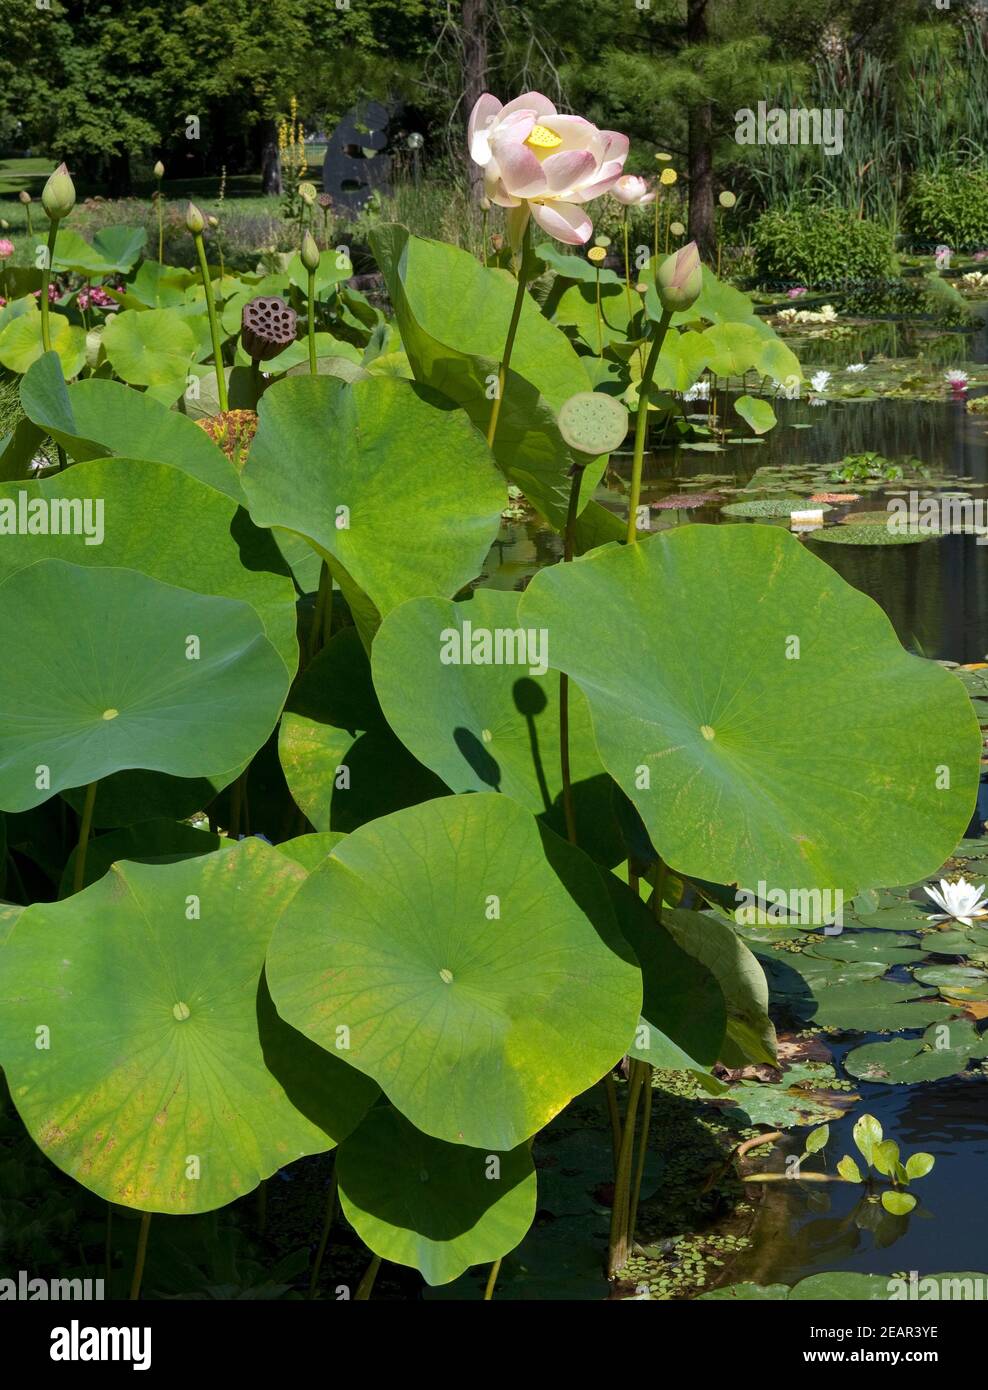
462,0,488,197
686,0,715,261
259,119,282,196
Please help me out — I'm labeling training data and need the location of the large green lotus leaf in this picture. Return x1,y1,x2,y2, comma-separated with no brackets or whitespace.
52,226,146,276
0,309,86,378
19,353,242,501
844,1020,988,1084
0,560,290,813
371,224,605,530
550,280,631,351
62,769,227,831
267,794,642,1149
274,831,346,871
371,589,622,864
518,525,981,896
0,840,377,1212
58,817,223,895
600,873,726,1073
0,458,295,670
103,308,198,390
336,1106,536,1285
119,261,199,310
240,374,504,633
278,627,448,832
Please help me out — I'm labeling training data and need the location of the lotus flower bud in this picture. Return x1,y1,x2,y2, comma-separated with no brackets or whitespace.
185,202,205,235
241,295,298,361
480,196,491,212
300,231,320,273
18,191,31,205
207,215,219,228
654,241,703,313
153,160,165,179
0,219,8,229
41,163,75,221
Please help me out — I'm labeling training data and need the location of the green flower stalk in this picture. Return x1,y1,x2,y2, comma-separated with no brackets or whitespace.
301,231,320,376
39,162,75,355
187,202,228,412
153,160,165,262
19,189,33,239
486,220,531,448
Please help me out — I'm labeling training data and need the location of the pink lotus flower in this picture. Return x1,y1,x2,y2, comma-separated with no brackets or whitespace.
611,175,655,208
786,286,807,299
468,91,628,246
0,238,13,260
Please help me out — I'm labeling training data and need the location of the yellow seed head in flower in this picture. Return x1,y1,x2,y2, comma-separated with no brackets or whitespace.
588,246,607,265
525,124,563,151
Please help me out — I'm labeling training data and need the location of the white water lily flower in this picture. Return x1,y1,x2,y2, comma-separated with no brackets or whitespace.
846,362,866,372
683,379,711,402
810,370,831,392
945,370,970,386
924,876,988,927
468,91,629,246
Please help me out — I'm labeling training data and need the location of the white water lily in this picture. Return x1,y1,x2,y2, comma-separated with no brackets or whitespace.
810,370,831,392
846,362,866,373
683,379,711,402
945,369,970,386
924,876,988,927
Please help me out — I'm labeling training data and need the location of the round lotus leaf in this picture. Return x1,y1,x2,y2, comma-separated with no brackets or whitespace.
0,560,291,812
720,497,816,518
0,459,297,673
58,817,222,895
279,627,447,832
274,832,346,871
809,524,934,546
844,1020,988,1084
0,840,378,1212
336,1106,536,1285
518,526,981,896
557,392,629,455
267,793,642,1149
0,309,87,378
102,307,198,390
371,590,622,862
240,375,505,627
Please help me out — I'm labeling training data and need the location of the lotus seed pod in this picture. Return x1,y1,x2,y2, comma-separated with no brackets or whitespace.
719,190,737,209
153,160,165,179
300,231,320,273
670,220,685,237
18,191,31,205
557,391,630,456
654,241,702,313
185,202,206,235
588,246,607,265
299,181,317,205
595,235,611,249
655,151,673,162
659,167,678,186
241,295,298,361
41,163,75,221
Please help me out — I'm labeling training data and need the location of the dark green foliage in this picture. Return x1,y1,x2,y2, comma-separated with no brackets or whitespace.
750,207,898,287
903,169,988,249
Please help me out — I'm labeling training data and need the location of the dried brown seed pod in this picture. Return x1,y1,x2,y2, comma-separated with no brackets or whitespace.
240,295,298,362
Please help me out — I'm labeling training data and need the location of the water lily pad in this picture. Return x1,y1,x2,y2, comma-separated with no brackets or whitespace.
241,374,504,636
809,524,935,546
844,1020,988,1083
720,497,822,518
336,1106,536,1285
0,561,290,812
0,308,86,378
0,840,377,1211
103,307,199,393
267,793,642,1149
803,933,922,966
518,525,980,896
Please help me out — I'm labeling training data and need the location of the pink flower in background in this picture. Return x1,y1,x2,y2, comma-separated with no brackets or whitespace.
786,286,807,299
468,91,628,246
31,283,60,303
0,238,13,260
975,250,988,262
78,284,120,310
611,175,656,207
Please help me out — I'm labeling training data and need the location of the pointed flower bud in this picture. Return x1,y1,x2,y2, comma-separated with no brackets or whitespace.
42,163,75,221
18,190,31,205
654,241,703,313
153,160,165,179
300,231,320,273
185,202,205,235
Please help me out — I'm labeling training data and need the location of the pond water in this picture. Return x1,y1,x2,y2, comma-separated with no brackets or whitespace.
480,307,988,1296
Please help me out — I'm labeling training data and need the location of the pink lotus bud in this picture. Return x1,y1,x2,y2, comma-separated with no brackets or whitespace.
654,241,702,312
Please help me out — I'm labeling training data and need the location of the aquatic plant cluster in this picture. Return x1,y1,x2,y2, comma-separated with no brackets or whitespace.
0,98,983,1303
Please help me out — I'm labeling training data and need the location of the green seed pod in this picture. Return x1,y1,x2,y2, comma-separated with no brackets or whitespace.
185,202,206,235
41,163,75,221
557,391,630,456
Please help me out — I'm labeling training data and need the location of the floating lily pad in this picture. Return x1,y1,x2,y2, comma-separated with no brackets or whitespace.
336,1106,537,1285
844,1020,988,1083
803,933,923,966
518,525,980,896
0,840,377,1211
720,1062,858,1127
809,524,935,546
0,561,290,812
267,794,642,1149
720,497,815,518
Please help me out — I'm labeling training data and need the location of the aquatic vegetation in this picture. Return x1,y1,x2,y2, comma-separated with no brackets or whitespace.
924,876,988,927
837,1115,935,1217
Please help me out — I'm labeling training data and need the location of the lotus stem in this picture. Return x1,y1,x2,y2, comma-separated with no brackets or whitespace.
626,308,673,544
129,1212,151,1300
486,224,530,448
594,265,604,358
72,781,98,895
604,1073,622,1168
308,1163,338,1298
40,221,58,354
559,462,584,847
307,270,317,376
608,1061,646,1276
622,206,633,322
742,1172,853,1184
483,1257,502,1300
354,1254,381,1300
192,229,228,412
628,1068,653,1246
25,203,34,239
481,205,489,266
653,197,659,261
156,186,163,263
